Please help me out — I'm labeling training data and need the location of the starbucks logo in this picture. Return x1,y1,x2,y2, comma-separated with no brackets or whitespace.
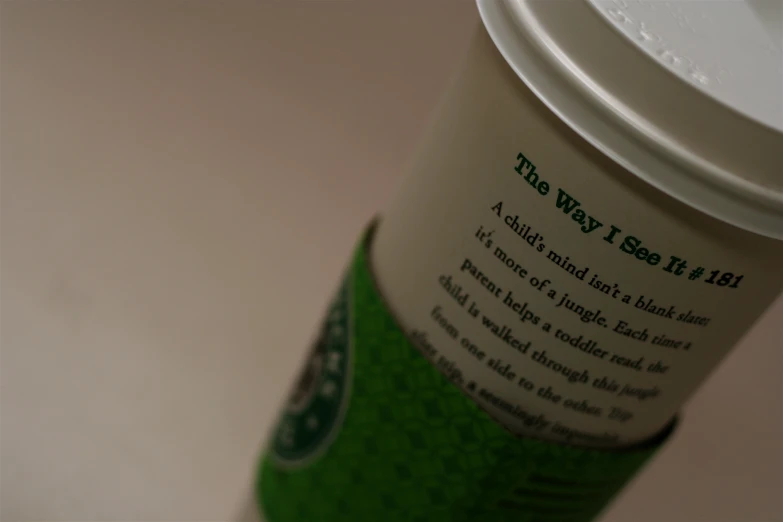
272,277,352,467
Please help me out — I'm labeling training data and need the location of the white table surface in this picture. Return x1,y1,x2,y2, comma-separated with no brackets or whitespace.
1,2,781,521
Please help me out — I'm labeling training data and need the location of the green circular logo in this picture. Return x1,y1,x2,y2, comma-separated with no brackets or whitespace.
272,277,352,467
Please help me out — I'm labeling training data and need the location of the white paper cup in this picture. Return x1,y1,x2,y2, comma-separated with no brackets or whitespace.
372,0,783,447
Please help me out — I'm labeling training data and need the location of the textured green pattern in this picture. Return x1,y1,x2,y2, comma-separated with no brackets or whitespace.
258,232,672,522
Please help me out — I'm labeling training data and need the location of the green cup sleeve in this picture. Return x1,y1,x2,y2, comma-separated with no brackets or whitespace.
259,223,676,522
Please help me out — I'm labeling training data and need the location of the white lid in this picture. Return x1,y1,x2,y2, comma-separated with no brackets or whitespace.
478,0,783,239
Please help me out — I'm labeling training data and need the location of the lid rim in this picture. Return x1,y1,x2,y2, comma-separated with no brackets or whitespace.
508,0,783,209
477,0,783,240
478,0,783,239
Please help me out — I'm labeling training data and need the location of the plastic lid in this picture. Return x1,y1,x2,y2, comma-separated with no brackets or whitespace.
478,0,783,239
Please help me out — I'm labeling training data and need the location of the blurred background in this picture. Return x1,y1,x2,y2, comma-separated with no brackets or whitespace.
1,2,781,521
